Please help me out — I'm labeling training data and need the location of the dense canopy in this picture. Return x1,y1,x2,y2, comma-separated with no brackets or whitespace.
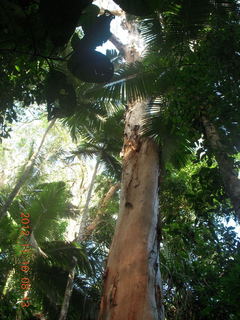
0,0,240,319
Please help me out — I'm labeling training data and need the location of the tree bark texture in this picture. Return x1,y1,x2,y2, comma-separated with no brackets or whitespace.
98,101,164,320
201,115,240,219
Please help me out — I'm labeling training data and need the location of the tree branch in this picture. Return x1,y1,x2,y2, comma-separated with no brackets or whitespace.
109,34,128,58
82,182,121,239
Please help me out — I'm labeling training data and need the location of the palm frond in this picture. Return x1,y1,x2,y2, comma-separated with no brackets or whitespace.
139,0,239,55
72,144,101,159
86,61,157,104
31,241,102,320
20,182,72,243
142,98,194,168
100,152,122,179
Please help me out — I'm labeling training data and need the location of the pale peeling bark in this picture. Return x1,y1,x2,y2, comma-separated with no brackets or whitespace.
201,115,240,219
98,101,164,320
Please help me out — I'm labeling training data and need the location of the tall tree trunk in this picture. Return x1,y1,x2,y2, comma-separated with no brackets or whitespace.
98,13,164,319
98,101,164,320
59,257,78,320
76,157,100,241
0,119,56,220
201,114,240,219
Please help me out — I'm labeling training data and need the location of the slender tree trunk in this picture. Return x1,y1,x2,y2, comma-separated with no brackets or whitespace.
3,269,15,295
59,158,100,320
82,182,120,240
29,231,48,258
100,183,121,209
76,157,101,241
0,119,56,220
201,114,240,219
0,169,5,188
98,101,164,320
60,179,119,320
59,257,78,320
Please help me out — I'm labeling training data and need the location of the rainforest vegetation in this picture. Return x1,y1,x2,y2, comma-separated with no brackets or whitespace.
0,0,240,319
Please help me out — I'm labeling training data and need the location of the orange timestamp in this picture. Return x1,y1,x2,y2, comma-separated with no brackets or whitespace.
19,212,32,308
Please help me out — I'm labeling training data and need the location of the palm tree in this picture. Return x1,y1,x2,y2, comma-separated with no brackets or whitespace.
67,108,123,240
0,180,99,320
94,1,240,318
0,119,56,221
96,0,240,221
55,108,123,320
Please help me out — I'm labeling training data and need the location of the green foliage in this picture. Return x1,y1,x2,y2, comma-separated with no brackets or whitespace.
0,177,102,319
69,107,124,179
160,159,240,320
0,292,20,320
23,182,70,242
1,0,240,319
88,174,119,247
0,0,117,137
30,241,102,320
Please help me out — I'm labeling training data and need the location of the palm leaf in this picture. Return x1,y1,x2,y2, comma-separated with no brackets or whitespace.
142,98,194,168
